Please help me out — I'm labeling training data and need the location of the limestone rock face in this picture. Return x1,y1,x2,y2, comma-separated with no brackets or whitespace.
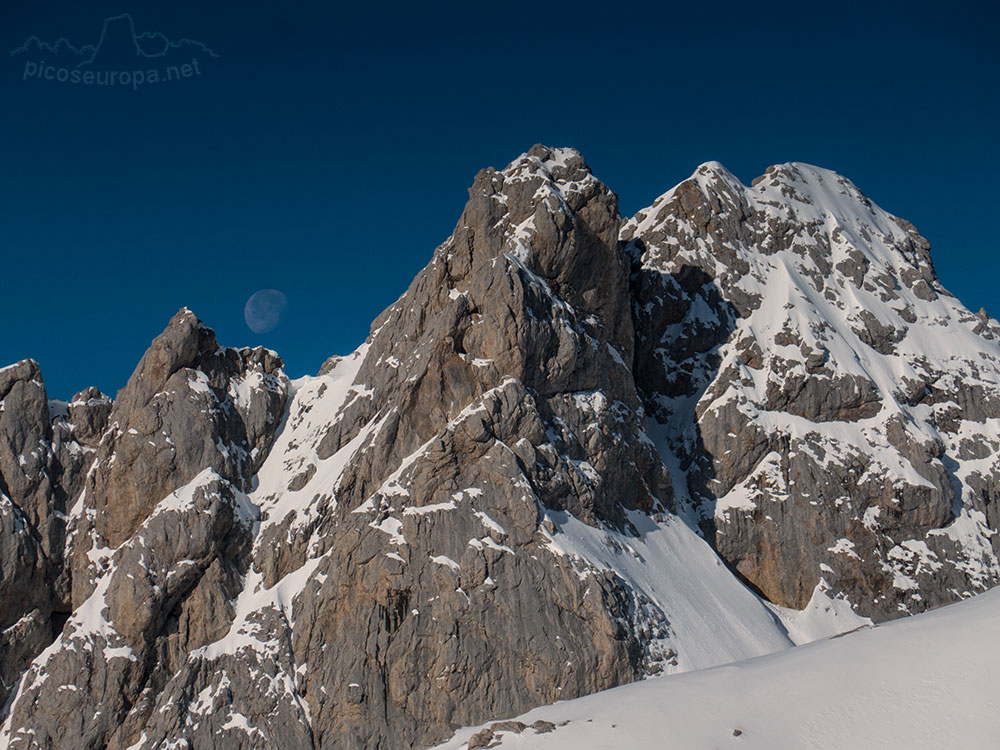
83,309,285,549
130,146,678,750
624,161,1000,617
0,360,64,706
68,309,288,607
4,471,254,750
51,386,112,529
0,314,289,742
0,360,61,566
2,148,1000,749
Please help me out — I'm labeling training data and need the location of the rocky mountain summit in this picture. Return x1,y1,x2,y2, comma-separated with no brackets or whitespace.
624,161,1000,618
2,145,998,749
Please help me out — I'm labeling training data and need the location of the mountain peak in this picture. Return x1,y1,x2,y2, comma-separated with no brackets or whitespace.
691,159,742,185
482,144,604,214
525,143,584,162
3,148,1000,750
0,358,42,398
625,153,1000,613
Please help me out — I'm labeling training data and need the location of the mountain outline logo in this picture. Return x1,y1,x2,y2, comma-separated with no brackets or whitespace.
11,13,219,89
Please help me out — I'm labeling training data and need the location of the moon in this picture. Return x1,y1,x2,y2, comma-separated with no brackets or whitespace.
244,289,287,334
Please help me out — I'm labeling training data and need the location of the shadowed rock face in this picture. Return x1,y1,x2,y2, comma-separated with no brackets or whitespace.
2,147,1000,749
0,360,63,707
0,365,114,706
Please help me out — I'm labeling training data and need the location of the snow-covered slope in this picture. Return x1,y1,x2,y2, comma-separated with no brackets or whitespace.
437,587,1000,750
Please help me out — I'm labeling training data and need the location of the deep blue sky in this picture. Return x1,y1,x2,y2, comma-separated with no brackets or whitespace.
2,1,997,399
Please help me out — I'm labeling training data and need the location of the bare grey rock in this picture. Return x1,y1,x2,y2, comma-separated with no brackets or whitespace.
83,309,286,550
68,309,288,606
0,360,65,706
624,159,1000,616
3,472,254,750
140,146,671,750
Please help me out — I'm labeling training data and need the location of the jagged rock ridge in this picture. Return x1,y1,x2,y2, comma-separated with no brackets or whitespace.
0,146,998,749
623,161,1000,618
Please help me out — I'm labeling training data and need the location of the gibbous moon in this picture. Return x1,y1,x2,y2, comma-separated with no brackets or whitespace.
244,289,287,334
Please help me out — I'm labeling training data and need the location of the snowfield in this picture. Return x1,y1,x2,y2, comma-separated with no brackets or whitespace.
436,588,1000,749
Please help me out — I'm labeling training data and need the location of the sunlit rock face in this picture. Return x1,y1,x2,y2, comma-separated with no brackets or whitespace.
2,147,999,749
624,160,1000,615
